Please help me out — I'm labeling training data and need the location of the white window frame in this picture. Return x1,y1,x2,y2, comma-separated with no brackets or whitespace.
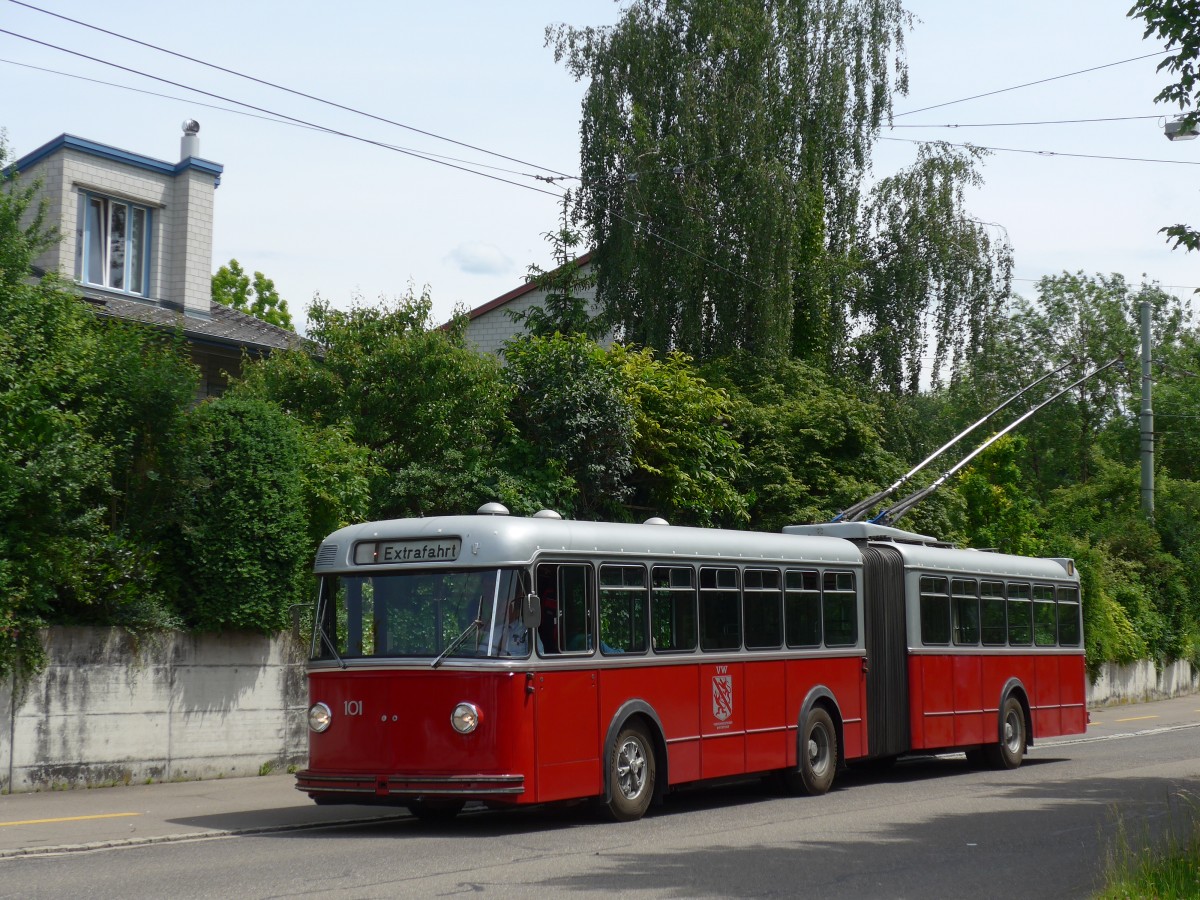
76,191,152,296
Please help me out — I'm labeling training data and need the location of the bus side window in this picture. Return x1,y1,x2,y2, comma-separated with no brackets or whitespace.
559,564,594,653
980,581,1007,645
652,566,697,652
1033,584,1057,646
822,571,857,647
919,575,950,645
744,568,782,649
785,570,821,648
952,578,980,645
600,564,648,654
1057,585,1082,646
1007,582,1032,646
700,567,741,650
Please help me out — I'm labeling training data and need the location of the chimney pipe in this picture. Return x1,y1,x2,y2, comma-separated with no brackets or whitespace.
180,119,200,160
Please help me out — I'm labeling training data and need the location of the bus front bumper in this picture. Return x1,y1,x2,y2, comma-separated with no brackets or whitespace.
295,770,526,800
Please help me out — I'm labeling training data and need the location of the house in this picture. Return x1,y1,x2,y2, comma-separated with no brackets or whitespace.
460,250,604,355
10,124,302,398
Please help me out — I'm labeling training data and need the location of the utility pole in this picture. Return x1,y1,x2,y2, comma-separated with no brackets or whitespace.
1140,301,1155,519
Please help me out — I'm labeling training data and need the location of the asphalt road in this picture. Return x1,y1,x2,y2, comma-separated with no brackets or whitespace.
1,695,1197,899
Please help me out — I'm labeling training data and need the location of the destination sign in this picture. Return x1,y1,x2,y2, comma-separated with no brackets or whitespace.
354,538,462,565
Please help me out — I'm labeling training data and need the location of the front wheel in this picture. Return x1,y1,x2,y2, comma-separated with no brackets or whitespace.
605,723,655,821
984,696,1026,770
786,707,837,795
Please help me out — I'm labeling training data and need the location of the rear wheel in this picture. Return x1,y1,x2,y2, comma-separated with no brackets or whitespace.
787,707,837,795
984,696,1026,770
605,723,655,822
407,799,465,822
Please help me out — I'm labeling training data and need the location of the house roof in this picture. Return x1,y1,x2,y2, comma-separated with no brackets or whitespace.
462,250,594,321
8,133,224,186
83,291,304,355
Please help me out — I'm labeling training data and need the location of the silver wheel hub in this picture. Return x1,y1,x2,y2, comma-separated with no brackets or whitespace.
616,738,647,799
808,728,830,773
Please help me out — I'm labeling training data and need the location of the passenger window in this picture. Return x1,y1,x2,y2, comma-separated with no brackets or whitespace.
1033,584,1057,646
1007,582,1032,646
785,569,821,648
600,564,648,654
919,575,951,645
652,566,697,652
822,571,857,647
744,568,782,649
1057,585,1082,646
980,581,1007,646
700,567,741,650
560,565,594,652
952,578,980,645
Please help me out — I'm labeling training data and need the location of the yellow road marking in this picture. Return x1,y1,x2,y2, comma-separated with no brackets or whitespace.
1114,715,1159,723
0,812,140,828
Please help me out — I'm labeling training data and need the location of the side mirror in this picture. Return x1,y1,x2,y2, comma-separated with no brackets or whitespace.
522,592,542,629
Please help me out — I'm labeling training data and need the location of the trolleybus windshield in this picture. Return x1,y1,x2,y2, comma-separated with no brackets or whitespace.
312,567,530,661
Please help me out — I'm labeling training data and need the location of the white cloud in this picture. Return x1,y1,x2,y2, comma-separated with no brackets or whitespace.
447,242,514,275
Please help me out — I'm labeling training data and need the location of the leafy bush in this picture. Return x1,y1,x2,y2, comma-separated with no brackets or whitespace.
168,398,311,631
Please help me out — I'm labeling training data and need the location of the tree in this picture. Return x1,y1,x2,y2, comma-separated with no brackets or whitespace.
850,142,1013,394
550,0,911,364
167,398,311,631
704,354,908,531
1,143,201,675
611,345,747,525
233,288,527,518
503,333,635,518
507,196,605,341
212,259,294,331
1130,2,1200,251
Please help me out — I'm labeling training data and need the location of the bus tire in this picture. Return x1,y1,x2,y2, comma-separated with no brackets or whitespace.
407,799,465,822
793,707,837,795
606,723,655,822
984,696,1026,770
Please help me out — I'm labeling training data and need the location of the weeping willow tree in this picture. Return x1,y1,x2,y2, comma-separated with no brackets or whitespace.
549,0,912,365
850,142,1014,394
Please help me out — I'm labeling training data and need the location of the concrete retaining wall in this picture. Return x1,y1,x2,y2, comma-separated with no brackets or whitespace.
0,627,307,794
0,626,1194,794
1086,658,1199,707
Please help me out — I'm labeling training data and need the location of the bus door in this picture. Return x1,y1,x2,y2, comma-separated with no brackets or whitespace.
533,563,601,802
860,545,910,757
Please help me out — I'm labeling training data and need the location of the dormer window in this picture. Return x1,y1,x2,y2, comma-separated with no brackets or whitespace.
76,191,152,296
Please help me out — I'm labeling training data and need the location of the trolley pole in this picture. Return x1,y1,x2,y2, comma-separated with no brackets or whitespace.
1140,301,1155,519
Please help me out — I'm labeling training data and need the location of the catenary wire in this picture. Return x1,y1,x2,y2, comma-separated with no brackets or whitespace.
0,57,563,182
889,115,1163,128
6,0,573,179
894,51,1169,118
880,135,1200,166
0,41,757,292
0,28,565,198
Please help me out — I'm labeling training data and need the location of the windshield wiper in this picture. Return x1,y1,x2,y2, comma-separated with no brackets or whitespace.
430,618,483,669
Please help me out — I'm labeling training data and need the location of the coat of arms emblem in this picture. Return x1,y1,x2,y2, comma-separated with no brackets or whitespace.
712,673,733,722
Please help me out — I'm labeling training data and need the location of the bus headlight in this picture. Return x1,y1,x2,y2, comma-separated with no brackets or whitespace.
308,702,332,733
451,702,481,734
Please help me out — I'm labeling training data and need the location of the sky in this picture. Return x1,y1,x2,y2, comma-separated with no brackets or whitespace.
2,1,1197,333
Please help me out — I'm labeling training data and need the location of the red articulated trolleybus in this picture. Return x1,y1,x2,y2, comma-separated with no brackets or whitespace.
295,504,1087,821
